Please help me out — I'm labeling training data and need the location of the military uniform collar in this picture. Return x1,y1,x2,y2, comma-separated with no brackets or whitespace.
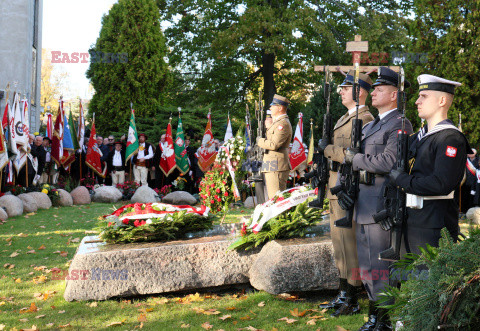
272,114,288,122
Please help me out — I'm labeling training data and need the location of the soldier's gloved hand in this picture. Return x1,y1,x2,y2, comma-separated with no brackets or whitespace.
377,217,394,231
318,139,329,153
337,190,354,210
344,147,359,164
388,168,405,185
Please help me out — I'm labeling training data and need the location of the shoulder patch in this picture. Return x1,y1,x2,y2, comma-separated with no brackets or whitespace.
446,146,457,158
278,125,284,131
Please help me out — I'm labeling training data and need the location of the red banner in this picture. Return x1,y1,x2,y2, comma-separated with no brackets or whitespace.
51,102,64,166
159,122,176,176
85,121,106,178
195,112,217,172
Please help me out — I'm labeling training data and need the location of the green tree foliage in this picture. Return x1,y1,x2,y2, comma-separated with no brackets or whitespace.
159,0,411,141
86,0,170,133
408,1,480,143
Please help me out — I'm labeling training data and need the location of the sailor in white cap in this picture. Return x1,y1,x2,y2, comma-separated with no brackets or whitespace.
389,74,472,255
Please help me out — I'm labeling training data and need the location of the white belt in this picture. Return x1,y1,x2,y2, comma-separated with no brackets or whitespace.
406,191,454,209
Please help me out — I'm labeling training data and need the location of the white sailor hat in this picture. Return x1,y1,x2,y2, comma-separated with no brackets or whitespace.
417,74,461,95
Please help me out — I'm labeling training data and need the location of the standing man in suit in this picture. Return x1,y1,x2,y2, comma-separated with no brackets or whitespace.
132,133,154,186
319,70,375,316
389,75,469,250
256,94,293,199
344,67,413,330
107,141,128,186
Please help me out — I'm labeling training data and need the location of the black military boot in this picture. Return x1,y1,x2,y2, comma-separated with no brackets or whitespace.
358,300,379,331
372,308,392,331
319,278,347,309
331,282,360,317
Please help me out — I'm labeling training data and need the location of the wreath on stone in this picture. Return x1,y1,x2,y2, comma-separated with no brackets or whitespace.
96,203,213,244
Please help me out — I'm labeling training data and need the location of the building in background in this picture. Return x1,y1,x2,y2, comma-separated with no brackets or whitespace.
0,0,43,133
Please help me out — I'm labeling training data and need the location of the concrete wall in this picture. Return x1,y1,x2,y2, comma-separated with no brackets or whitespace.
0,0,42,133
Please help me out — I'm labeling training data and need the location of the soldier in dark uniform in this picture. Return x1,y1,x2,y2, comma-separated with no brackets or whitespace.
342,67,413,331
389,75,470,252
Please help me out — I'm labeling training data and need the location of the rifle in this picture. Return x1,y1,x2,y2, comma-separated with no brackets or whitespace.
373,67,407,261
332,63,363,228
305,67,332,209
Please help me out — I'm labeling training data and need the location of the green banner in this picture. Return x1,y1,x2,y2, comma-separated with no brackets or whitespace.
125,109,139,165
68,110,80,150
174,116,190,175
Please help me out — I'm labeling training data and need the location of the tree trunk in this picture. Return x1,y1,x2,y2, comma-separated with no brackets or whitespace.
262,51,276,110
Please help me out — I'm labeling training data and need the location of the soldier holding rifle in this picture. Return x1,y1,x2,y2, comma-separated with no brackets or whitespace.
340,67,413,331
388,75,470,253
317,69,375,316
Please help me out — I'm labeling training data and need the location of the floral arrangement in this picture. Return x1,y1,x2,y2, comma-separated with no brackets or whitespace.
96,203,213,244
4,184,26,196
200,135,246,214
172,177,187,191
80,176,96,193
155,185,172,199
41,183,60,205
116,181,140,200
229,185,326,251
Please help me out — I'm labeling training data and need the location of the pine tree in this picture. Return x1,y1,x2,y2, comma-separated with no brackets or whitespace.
86,0,170,133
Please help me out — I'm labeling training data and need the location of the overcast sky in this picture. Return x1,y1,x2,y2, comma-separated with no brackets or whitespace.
42,0,118,99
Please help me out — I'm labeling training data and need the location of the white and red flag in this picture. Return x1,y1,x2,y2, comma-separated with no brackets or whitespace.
159,119,176,176
289,112,307,171
77,99,85,150
195,111,217,172
45,113,53,139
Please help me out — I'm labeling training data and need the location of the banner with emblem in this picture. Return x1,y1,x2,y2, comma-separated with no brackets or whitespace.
8,92,28,155
51,100,64,166
0,117,9,171
174,114,189,175
160,120,176,176
85,121,106,178
125,107,139,165
196,111,217,172
61,113,76,168
289,112,307,171
224,114,233,142
21,98,30,145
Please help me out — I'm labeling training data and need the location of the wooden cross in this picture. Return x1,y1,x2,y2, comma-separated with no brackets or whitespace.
314,35,399,74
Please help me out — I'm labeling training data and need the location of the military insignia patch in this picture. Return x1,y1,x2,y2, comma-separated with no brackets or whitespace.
446,146,457,158
278,125,283,131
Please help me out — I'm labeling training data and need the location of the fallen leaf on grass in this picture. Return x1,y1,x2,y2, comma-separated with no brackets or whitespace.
306,319,316,325
278,317,297,324
46,323,54,327
32,275,47,284
38,245,46,250
88,302,98,307
58,310,65,314
240,315,252,320
33,266,47,271
225,307,236,310
201,322,213,330
33,293,43,299
27,250,36,254
60,251,68,257
219,315,231,320
0,324,5,330
4,263,14,269
137,313,147,322
39,226,46,229
180,323,190,328
10,252,20,258
203,309,221,315
27,212,36,216
14,278,22,283
18,233,28,237
106,321,125,327
19,318,29,322
257,301,265,307
70,238,80,243
58,323,71,328
290,308,307,317
35,315,45,319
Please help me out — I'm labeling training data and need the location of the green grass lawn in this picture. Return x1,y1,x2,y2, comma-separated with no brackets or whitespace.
0,202,368,330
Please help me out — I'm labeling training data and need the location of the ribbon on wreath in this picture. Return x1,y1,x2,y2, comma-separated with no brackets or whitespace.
107,203,210,221
220,145,241,201
248,185,317,233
